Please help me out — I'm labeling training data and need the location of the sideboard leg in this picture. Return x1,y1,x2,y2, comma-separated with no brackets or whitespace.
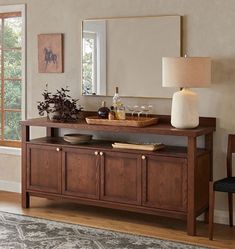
205,133,213,181
187,214,196,235
21,125,30,208
205,133,213,224
187,136,197,236
22,192,30,208
46,127,58,137
204,208,209,224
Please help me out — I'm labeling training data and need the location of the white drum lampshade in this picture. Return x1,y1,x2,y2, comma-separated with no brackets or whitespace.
162,57,211,129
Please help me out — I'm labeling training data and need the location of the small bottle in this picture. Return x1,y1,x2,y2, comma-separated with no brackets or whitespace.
116,104,126,120
108,106,115,120
98,101,110,119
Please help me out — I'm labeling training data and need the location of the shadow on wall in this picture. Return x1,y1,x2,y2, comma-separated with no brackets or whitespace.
212,58,235,84
213,121,228,180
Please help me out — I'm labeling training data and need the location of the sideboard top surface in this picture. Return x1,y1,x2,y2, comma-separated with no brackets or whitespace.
21,114,216,137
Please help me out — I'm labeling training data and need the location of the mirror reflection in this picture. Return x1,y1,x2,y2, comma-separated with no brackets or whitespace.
82,16,181,98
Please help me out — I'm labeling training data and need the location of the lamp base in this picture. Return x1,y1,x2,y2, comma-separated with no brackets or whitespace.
171,88,199,129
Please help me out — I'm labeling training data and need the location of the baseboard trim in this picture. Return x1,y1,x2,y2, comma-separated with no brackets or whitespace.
0,180,21,193
214,209,235,225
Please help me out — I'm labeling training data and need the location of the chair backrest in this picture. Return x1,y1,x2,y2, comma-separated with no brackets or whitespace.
227,134,235,177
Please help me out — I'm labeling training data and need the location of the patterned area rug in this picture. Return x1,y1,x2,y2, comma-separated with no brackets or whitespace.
0,211,210,249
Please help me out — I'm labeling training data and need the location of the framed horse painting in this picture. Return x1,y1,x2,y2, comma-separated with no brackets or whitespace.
38,33,64,73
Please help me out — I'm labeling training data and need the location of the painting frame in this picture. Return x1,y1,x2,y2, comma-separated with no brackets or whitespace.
38,33,64,73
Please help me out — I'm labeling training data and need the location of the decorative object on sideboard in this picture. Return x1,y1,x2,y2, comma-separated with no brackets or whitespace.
127,105,154,118
112,86,125,120
38,33,64,73
86,116,159,127
37,85,83,122
63,134,92,144
162,55,211,129
108,106,115,120
141,105,153,117
97,101,110,119
116,104,126,120
112,142,165,151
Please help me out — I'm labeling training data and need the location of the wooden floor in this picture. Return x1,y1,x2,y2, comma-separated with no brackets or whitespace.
0,191,234,248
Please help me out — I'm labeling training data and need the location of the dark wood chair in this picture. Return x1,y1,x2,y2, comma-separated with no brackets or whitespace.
209,134,235,240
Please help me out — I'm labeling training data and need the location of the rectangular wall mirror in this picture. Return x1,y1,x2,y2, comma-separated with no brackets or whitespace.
82,15,181,98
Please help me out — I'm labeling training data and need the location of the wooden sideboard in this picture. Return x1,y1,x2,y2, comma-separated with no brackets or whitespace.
20,113,216,236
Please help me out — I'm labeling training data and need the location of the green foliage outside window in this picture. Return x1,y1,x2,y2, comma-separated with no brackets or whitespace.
4,112,21,140
4,81,21,109
4,50,22,78
0,16,22,141
82,38,93,95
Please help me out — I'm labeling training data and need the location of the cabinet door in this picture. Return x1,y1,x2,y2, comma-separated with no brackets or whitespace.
62,148,99,199
100,151,141,205
27,144,62,194
142,155,187,212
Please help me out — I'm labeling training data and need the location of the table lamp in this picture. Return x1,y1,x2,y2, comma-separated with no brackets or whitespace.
162,56,211,129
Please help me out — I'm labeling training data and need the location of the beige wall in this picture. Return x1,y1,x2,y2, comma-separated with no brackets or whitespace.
0,0,235,219
106,16,180,97
0,154,21,182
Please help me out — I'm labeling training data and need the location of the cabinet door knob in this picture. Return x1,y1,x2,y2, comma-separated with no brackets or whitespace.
142,155,146,160
94,151,99,155
56,148,61,152
100,152,103,156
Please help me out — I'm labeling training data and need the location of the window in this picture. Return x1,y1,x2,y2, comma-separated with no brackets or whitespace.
82,20,106,95
82,32,97,95
0,5,25,148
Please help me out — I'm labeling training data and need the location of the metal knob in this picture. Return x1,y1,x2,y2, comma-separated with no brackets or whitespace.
94,151,99,155
56,148,60,152
100,152,103,156
142,155,146,160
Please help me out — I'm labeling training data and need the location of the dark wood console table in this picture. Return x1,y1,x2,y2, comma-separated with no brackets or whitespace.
21,114,216,236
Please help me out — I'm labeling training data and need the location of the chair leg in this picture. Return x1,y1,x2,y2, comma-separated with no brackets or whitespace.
209,181,215,240
228,193,233,227
204,208,209,224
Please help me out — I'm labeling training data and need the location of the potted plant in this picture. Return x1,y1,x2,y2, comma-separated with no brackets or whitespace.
37,85,83,122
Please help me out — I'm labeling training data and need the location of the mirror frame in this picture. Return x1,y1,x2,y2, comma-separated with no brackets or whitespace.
81,15,182,99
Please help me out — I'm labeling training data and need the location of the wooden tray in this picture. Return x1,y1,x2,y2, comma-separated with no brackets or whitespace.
85,116,159,127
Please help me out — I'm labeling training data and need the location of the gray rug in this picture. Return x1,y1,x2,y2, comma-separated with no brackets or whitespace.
0,211,210,249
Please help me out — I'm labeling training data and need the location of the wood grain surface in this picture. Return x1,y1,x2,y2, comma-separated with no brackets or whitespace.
0,191,234,249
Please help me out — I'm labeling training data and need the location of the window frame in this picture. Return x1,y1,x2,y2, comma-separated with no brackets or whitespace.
0,4,26,148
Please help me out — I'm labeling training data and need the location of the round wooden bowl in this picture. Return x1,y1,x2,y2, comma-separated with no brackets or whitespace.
63,134,92,144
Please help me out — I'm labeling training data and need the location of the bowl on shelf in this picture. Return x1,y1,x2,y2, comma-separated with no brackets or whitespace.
63,134,92,144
